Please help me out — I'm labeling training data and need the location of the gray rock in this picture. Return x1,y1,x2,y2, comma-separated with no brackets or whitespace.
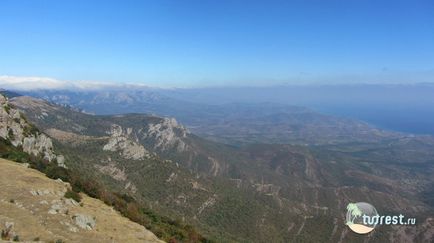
73,213,96,230
144,117,189,152
0,94,66,168
103,124,149,160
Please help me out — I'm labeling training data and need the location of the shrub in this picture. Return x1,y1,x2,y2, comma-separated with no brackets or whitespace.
23,124,40,136
8,129,14,140
45,165,70,182
64,189,82,202
6,151,30,163
71,178,102,198
3,104,10,114
1,230,7,240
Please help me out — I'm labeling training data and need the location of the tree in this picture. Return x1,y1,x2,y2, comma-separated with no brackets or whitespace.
346,203,363,225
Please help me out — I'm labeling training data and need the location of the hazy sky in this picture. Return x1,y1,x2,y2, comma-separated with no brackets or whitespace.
0,0,433,88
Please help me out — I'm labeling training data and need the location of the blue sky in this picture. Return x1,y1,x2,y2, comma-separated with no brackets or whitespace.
0,0,433,88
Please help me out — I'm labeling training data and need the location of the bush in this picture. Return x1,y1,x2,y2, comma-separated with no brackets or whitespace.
45,165,70,182
23,124,40,136
8,129,14,140
3,104,10,114
6,151,30,163
64,189,82,202
1,230,7,240
71,178,101,198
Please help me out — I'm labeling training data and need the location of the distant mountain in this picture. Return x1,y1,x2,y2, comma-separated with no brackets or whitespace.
21,89,404,146
15,83,434,136
147,84,434,135
0,89,22,99
8,95,434,242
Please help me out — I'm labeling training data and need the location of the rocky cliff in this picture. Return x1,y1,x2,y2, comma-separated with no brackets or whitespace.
0,94,65,168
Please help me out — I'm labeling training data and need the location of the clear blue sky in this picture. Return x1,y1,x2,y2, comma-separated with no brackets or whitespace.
0,0,433,87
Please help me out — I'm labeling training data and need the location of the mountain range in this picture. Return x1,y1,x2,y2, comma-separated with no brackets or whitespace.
17,88,409,146
1,91,433,242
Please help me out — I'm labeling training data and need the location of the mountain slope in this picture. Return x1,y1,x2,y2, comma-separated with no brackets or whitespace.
8,95,434,242
0,158,163,243
1,94,211,243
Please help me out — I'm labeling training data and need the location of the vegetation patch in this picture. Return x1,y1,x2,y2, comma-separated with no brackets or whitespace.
64,189,82,202
0,136,210,243
7,129,14,140
3,104,11,114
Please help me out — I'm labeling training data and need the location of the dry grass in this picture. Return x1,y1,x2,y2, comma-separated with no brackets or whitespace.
0,158,164,243
44,128,107,146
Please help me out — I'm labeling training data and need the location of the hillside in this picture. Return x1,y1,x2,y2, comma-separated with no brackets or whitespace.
7,94,434,242
0,94,209,243
0,158,163,243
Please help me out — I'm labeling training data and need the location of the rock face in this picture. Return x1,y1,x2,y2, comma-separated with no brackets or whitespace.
0,158,163,243
103,117,190,159
103,124,149,160
0,94,66,167
143,117,189,152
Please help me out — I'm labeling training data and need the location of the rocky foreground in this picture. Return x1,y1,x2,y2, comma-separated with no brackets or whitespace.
0,158,163,243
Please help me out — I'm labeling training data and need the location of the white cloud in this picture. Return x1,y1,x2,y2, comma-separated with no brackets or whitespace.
0,75,149,91
0,75,72,90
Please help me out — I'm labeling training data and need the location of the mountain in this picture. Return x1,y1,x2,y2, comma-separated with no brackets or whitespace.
7,94,434,242
0,157,163,243
0,89,22,99
145,84,434,135
0,94,209,242
22,89,403,146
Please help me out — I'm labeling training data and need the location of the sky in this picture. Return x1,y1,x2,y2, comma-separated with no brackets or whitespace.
0,0,433,89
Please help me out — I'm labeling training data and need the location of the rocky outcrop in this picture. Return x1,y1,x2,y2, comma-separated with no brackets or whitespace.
73,214,96,230
95,161,127,181
197,195,217,215
103,118,190,158
0,221,17,241
143,117,189,152
0,94,66,168
103,124,149,160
